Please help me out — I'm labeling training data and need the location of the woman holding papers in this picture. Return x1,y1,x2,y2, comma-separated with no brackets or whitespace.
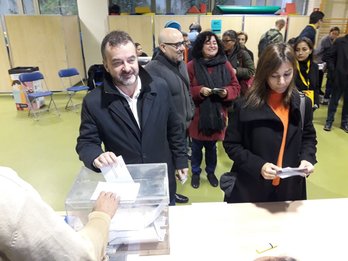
187,31,240,189
0,166,119,260
223,43,317,203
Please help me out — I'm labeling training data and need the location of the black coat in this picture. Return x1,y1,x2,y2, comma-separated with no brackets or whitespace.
323,34,348,82
223,91,317,203
76,67,188,202
145,52,195,129
295,60,320,106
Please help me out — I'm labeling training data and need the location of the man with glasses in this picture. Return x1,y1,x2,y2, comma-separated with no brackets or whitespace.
146,28,195,204
76,30,188,205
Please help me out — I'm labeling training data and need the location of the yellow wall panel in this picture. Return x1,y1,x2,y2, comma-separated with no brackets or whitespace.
108,16,153,57
5,15,83,91
62,16,85,82
287,15,310,42
244,16,287,65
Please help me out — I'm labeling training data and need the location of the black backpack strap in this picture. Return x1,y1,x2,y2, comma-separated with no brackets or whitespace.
300,93,306,130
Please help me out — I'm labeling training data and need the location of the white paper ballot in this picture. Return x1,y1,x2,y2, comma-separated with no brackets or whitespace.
90,181,140,203
277,167,307,179
100,156,134,183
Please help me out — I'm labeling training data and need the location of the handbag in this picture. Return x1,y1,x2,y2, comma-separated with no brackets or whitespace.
239,76,254,96
219,172,237,197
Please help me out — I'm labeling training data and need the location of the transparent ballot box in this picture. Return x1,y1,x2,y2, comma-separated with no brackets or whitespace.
65,163,170,258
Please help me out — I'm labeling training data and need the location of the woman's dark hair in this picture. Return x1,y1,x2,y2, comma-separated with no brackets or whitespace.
222,30,240,50
293,37,314,60
189,23,202,33
222,30,238,41
294,36,314,50
245,43,297,108
191,31,224,59
135,42,141,48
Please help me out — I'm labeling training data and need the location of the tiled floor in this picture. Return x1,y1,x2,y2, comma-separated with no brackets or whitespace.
1,93,348,210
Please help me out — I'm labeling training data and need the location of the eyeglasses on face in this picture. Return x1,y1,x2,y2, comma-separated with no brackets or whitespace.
163,41,185,49
222,39,235,44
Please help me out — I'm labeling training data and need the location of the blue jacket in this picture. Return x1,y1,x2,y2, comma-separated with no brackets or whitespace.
299,25,317,45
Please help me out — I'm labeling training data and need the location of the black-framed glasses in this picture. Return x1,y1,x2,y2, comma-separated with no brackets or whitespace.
163,41,185,49
222,39,235,44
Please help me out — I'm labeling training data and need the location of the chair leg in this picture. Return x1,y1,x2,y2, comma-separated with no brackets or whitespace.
28,99,39,121
65,92,75,110
49,95,60,117
65,92,81,112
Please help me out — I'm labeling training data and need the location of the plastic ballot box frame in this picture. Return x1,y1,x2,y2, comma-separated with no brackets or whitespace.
65,163,170,258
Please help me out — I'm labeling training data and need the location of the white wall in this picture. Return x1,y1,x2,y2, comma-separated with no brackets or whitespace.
77,0,109,70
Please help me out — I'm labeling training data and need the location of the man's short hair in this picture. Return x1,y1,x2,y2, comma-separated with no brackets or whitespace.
101,30,134,60
330,26,340,33
309,11,325,24
275,19,286,27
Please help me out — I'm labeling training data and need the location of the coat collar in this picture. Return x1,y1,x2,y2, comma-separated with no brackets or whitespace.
100,67,157,139
239,90,302,124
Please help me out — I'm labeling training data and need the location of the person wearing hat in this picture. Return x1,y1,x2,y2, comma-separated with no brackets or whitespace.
164,20,182,31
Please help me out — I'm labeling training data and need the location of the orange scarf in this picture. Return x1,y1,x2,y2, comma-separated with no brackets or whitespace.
267,91,289,186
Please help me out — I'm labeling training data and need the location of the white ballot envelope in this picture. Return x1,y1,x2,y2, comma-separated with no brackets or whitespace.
90,181,140,203
277,167,307,179
100,156,134,183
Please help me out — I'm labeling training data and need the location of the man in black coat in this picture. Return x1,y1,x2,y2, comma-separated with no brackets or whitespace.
76,31,188,204
323,34,348,132
145,27,194,203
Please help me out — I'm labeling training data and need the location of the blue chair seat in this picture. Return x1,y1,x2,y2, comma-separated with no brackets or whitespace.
28,91,53,99
58,68,89,110
19,71,60,120
67,85,90,92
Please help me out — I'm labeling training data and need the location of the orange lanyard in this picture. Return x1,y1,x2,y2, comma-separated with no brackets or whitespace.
297,60,311,89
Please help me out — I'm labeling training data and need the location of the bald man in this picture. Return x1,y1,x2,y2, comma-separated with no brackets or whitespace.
146,28,194,204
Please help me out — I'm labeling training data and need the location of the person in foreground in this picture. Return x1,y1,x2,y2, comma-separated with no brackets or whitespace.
0,166,118,261
76,30,188,205
222,43,317,203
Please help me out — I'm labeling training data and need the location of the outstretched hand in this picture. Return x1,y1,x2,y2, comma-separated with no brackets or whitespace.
93,191,119,218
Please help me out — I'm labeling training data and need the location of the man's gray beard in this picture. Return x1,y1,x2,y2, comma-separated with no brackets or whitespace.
119,74,137,86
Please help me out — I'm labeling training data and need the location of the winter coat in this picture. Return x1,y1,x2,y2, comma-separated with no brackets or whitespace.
226,45,255,81
187,60,240,141
223,91,317,203
76,67,188,202
145,52,194,130
295,60,320,107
